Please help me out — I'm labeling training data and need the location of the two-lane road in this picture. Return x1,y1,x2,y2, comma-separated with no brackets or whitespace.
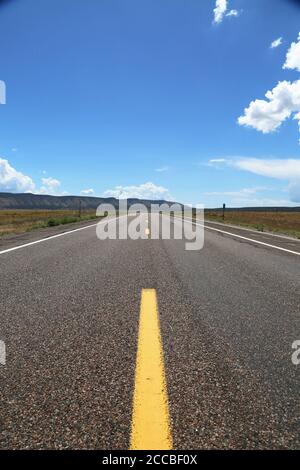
0,215,299,449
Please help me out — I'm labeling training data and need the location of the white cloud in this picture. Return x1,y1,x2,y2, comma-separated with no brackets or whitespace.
226,9,238,18
39,177,62,195
0,159,69,196
80,188,95,196
239,33,300,141
232,158,300,202
0,158,35,192
283,33,300,72
155,166,169,172
41,177,60,188
213,0,227,24
206,158,226,167
232,158,300,180
238,80,300,134
103,182,172,200
0,80,6,105
207,195,292,208
289,180,300,202
209,157,300,179
208,157,300,202
213,1,239,24
204,187,268,197
270,37,283,49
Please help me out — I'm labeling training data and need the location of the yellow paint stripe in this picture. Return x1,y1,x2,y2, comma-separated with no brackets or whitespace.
130,289,172,450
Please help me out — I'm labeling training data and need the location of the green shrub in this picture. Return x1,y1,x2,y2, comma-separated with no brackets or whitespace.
61,217,78,225
47,218,59,227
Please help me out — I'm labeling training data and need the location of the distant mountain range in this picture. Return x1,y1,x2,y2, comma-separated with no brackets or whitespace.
0,192,299,211
0,192,179,210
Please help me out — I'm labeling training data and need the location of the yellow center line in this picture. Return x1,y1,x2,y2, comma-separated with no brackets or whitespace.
130,289,173,450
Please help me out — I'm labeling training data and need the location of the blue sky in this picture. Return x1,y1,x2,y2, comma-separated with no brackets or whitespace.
1,0,300,207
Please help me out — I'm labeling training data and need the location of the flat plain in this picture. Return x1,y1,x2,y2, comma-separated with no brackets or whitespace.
205,210,300,239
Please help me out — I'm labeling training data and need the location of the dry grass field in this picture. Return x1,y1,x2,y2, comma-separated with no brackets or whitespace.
0,209,99,237
1,208,300,239
205,210,300,239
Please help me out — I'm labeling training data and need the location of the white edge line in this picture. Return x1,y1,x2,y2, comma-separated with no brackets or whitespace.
204,219,300,242
174,216,300,257
0,216,124,256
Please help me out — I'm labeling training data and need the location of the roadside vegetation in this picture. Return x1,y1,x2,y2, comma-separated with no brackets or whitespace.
0,210,102,237
1,208,300,239
205,210,300,239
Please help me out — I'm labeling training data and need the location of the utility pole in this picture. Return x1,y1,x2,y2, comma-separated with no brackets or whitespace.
222,203,226,221
79,200,82,218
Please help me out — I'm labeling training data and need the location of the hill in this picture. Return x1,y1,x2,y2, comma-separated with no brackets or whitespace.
0,192,179,210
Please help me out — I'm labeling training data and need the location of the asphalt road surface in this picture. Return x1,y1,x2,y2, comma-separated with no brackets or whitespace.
0,214,299,450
